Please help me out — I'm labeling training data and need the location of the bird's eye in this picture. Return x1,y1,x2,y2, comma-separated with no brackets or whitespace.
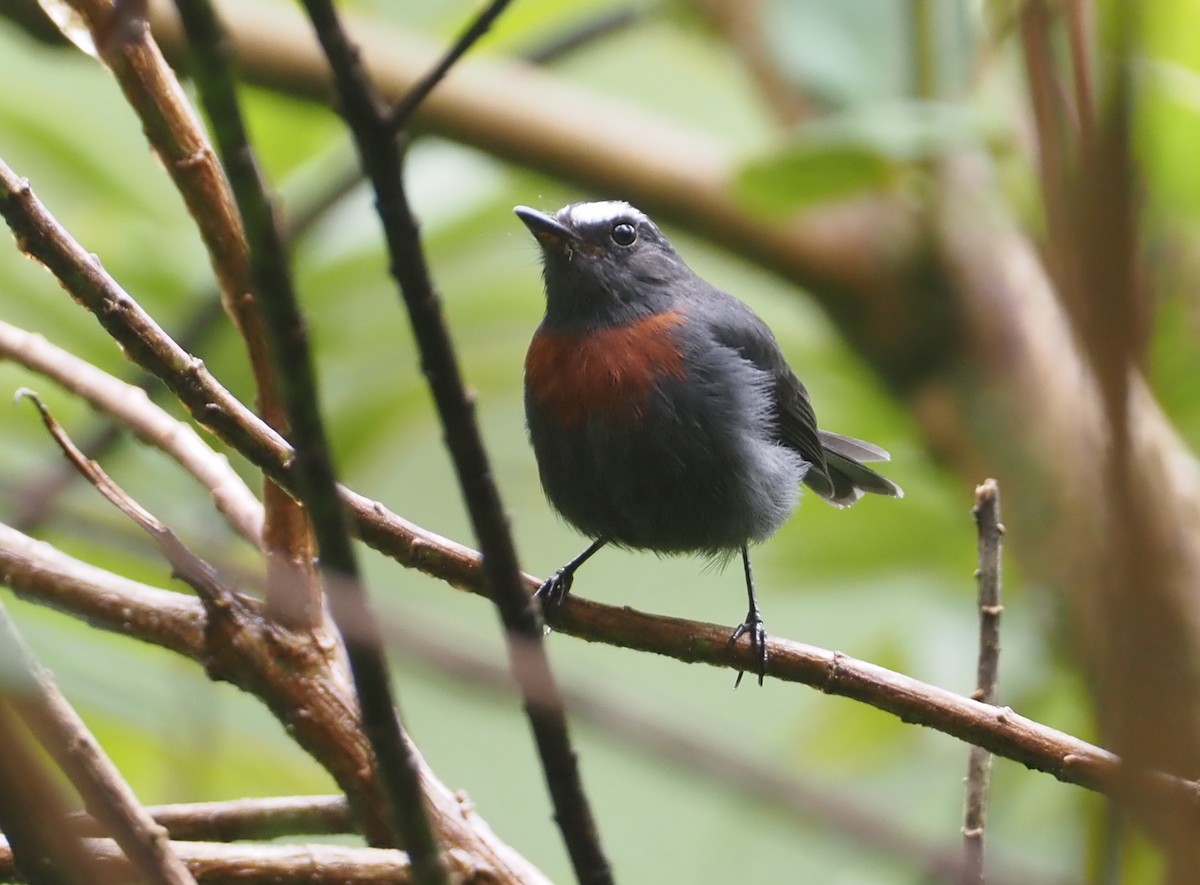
611,222,637,246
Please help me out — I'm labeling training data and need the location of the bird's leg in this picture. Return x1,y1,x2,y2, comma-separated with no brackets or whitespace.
727,545,768,687
536,537,609,607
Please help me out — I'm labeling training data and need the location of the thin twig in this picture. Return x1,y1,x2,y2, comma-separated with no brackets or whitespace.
962,479,1004,884
0,601,197,885
0,320,263,548
520,6,643,65
0,838,418,884
70,796,353,842
168,2,444,876
388,0,514,132
296,2,613,882
17,390,237,612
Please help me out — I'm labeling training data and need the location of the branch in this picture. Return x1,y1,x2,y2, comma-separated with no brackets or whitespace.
0,521,206,658
0,838,419,884
0,320,263,548
3,147,1199,821
0,602,197,885
0,706,111,885
17,390,240,615
381,609,1065,885
387,0,514,131
0,522,553,884
71,796,352,843
296,1,611,883
168,1,444,874
962,479,1004,883
60,0,319,630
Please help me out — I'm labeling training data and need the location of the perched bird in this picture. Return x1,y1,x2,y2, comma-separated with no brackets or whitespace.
515,201,902,685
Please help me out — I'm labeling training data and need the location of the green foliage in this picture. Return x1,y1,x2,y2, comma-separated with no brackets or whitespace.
736,101,999,211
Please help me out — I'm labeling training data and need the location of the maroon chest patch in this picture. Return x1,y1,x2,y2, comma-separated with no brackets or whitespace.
526,309,688,430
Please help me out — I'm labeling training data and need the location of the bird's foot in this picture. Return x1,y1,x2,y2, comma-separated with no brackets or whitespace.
727,612,769,688
535,568,574,608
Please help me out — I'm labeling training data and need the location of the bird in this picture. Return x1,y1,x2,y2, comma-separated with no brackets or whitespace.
515,200,902,685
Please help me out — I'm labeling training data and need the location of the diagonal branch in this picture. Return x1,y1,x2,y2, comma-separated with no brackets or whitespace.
0,601,197,885
143,1,447,876
16,389,238,613
296,2,612,882
0,320,263,548
59,0,318,631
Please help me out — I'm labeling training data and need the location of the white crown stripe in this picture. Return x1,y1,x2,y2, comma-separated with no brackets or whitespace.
561,201,646,227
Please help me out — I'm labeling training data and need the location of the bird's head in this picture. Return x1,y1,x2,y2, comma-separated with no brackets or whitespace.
515,201,691,329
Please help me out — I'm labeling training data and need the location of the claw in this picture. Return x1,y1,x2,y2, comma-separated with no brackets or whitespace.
535,568,573,607
728,611,768,688
729,545,768,687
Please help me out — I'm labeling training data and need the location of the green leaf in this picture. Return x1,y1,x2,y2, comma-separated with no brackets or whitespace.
736,101,995,213
737,137,895,213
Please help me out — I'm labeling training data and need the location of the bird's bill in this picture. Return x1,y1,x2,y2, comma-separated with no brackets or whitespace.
514,205,577,248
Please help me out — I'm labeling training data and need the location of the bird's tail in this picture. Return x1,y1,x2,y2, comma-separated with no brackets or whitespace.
804,430,904,508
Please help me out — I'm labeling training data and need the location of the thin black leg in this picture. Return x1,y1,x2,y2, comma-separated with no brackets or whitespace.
536,536,609,607
727,545,768,687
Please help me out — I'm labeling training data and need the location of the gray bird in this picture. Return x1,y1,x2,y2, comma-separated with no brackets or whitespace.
516,200,902,685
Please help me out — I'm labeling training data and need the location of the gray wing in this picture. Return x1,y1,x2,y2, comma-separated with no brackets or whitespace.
699,291,903,506
699,292,836,496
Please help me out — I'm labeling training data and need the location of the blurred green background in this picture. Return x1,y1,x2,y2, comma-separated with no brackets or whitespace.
5,0,1200,881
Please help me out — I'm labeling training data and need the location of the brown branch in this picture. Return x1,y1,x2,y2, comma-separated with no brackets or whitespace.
0,706,112,885
170,0,446,873
296,2,611,883
0,838,420,884
382,609,1066,885
17,389,237,614
962,479,1004,884
0,319,263,548
0,602,197,885
0,521,206,658
70,796,353,843
60,0,319,630
3,133,1200,831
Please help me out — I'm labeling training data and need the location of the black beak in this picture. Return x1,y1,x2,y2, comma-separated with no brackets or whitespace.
514,206,577,248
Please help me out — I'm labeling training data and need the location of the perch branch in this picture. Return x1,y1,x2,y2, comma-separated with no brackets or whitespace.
3,150,1200,823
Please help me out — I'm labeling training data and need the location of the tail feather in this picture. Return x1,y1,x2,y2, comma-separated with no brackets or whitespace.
803,431,904,508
